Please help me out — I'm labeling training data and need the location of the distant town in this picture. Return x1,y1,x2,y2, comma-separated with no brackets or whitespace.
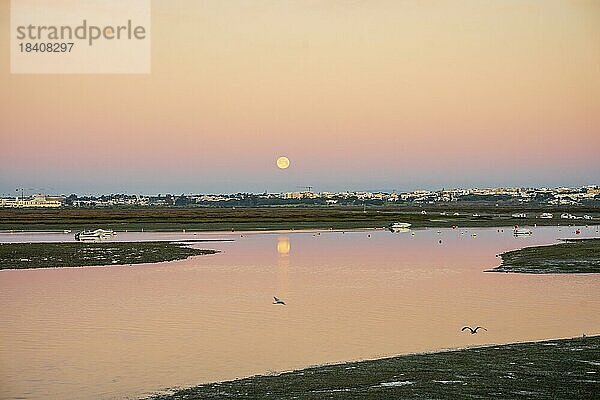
1,185,599,208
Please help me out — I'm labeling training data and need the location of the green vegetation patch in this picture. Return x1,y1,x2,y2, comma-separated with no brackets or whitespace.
489,238,600,274
0,241,217,270
151,336,600,399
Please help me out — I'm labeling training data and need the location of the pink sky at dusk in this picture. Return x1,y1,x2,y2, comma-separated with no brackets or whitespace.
1,0,599,194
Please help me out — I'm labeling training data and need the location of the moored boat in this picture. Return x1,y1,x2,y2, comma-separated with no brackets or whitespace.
389,222,412,232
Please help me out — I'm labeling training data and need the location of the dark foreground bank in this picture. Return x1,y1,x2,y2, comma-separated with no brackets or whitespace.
0,241,218,269
489,238,600,274
150,336,600,400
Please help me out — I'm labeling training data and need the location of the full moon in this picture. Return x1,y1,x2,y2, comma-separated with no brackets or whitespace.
276,156,290,169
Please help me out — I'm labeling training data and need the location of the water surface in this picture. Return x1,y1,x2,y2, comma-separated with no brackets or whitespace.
1,225,599,400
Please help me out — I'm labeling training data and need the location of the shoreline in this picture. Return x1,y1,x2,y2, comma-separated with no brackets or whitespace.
1,222,598,234
0,227,384,236
149,335,600,399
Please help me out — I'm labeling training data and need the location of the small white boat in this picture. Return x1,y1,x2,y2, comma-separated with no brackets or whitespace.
513,228,532,236
75,229,115,241
389,222,411,233
390,222,411,231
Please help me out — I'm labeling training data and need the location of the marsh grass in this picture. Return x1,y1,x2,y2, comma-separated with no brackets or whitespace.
490,238,600,274
0,241,217,269
1,206,597,231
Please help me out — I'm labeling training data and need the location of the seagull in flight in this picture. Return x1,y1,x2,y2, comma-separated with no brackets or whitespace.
273,296,286,305
461,326,487,334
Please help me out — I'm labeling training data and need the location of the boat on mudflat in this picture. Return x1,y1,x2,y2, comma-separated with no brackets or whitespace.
75,229,115,241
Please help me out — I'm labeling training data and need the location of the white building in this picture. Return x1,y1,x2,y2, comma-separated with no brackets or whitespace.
0,195,62,208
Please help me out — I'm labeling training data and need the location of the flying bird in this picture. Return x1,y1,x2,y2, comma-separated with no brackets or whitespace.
461,326,487,334
273,296,286,305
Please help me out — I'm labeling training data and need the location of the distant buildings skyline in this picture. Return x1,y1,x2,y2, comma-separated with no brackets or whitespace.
2,185,599,208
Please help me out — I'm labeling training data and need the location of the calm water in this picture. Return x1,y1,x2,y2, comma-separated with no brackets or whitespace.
1,226,599,400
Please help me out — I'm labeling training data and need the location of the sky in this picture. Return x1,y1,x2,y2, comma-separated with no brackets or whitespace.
1,0,599,195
